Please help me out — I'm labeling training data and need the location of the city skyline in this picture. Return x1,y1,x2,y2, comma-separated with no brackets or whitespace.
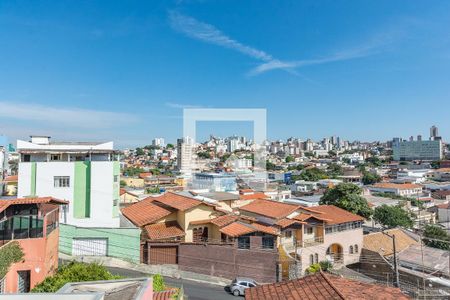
1,1,450,147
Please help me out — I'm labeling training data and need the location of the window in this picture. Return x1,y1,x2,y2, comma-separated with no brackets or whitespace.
309,254,314,265
23,155,31,162
50,154,61,161
262,236,274,249
304,226,313,234
354,244,359,253
193,227,208,242
349,245,354,254
113,199,118,206
114,175,119,183
284,230,292,238
54,176,70,188
238,236,250,249
17,270,30,293
314,253,319,264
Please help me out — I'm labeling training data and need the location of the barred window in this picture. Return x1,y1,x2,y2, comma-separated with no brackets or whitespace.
54,176,70,188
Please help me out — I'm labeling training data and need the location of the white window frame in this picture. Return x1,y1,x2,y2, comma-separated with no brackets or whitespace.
54,176,70,188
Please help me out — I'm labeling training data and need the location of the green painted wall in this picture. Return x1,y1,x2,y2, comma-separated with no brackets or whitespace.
112,161,120,217
73,161,91,218
59,223,141,264
30,162,37,196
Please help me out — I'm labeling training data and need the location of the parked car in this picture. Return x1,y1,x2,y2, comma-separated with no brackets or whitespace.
228,277,258,296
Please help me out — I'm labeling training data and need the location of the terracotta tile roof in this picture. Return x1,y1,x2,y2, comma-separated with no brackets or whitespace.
153,192,204,211
363,228,418,256
251,223,278,235
0,197,68,214
120,188,126,196
276,218,305,228
121,198,173,227
189,219,212,225
437,202,450,209
153,288,178,300
144,221,185,240
372,183,422,190
245,272,410,300
220,222,256,237
306,205,364,225
436,168,450,172
3,175,18,182
210,215,239,227
239,199,300,219
139,172,152,179
239,192,269,200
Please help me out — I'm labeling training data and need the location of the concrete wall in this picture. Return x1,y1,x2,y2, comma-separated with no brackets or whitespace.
2,229,59,293
59,223,141,264
178,241,278,283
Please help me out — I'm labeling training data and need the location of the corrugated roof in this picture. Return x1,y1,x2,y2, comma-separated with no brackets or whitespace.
363,228,419,257
245,272,410,300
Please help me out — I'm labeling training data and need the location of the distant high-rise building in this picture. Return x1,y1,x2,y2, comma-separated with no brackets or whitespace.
393,138,443,161
417,135,422,141
152,137,165,147
177,137,194,174
430,125,439,140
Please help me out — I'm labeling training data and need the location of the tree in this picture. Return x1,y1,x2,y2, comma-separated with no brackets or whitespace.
32,262,122,292
285,155,294,163
373,205,413,228
197,151,212,159
327,163,343,178
166,143,174,149
362,172,381,185
320,183,373,219
266,160,277,171
299,168,328,181
423,225,450,250
135,147,145,156
431,161,441,169
123,167,145,177
365,156,382,167
120,180,127,188
153,274,165,292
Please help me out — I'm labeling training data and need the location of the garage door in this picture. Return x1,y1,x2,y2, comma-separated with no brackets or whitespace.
150,246,178,265
72,238,108,256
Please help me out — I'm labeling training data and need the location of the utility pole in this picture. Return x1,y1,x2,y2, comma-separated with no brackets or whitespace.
381,230,400,288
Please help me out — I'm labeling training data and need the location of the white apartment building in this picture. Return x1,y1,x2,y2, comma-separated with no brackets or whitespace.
368,183,423,196
152,138,165,147
17,136,120,228
393,139,443,161
177,137,194,175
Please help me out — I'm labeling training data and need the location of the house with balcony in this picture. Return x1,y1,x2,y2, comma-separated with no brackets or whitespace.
0,197,67,293
236,199,364,276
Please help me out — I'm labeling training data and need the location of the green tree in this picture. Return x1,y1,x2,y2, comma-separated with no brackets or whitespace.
373,205,413,228
300,168,328,181
362,172,381,185
166,143,174,149
320,183,372,219
285,155,294,163
365,156,382,167
120,180,127,188
327,163,344,178
135,147,145,156
266,160,277,171
153,274,165,292
123,167,145,177
197,151,212,159
423,225,450,250
32,262,122,292
431,161,441,169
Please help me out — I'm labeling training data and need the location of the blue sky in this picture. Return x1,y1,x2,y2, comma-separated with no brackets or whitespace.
1,0,449,148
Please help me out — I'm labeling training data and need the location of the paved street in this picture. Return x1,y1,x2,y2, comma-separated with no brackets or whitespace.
106,266,237,300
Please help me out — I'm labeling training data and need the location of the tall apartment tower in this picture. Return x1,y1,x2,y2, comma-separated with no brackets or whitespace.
152,137,165,147
177,137,194,174
430,125,439,140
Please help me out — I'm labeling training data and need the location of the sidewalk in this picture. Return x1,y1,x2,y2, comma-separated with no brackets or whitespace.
59,252,231,287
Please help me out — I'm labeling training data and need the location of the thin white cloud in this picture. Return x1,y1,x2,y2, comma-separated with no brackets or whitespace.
169,11,273,62
0,101,138,128
165,101,204,109
169,11,398,76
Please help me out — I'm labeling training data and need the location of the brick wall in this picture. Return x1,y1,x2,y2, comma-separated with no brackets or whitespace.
178,238,278,283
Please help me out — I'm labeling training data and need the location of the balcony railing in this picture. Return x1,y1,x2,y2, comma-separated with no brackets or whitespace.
301,237,324,248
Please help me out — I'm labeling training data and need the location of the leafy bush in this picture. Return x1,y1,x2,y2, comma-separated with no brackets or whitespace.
0,241,24,279
306,263,321,274
319,260,333,271
32,262,122,292
153,274,165,292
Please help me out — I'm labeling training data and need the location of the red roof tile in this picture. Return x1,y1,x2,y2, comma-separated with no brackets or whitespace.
3,175,18,182
276,218,304,228
153,288,178,300
220,222,256,237
0,197,68,213
144,221,185,240
239,192,269,200
121,198,173,227
153,192,205,211
245,272,409,300
308,205,364,225
239,199,300,219
210,215,239,227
